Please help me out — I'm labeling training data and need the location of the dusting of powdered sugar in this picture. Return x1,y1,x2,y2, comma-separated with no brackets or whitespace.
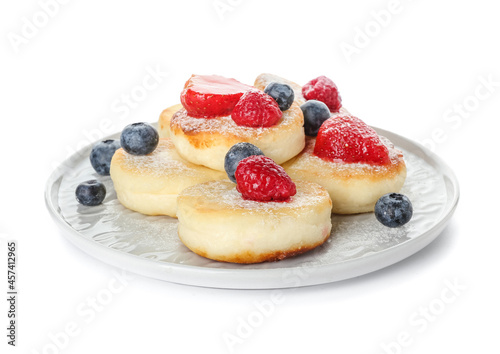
117,139,222,179
181,180,327,214
171,104,300,139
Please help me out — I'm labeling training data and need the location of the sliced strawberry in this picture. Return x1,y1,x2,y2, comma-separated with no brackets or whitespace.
180,74,253,118
235,155,296,202
314,115,391,165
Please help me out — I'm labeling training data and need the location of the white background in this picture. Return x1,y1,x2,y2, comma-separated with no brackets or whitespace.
1,0,499,353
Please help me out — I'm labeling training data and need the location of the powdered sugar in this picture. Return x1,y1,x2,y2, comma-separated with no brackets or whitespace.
180,180,328,214
170,104,300,139
117,139,222,179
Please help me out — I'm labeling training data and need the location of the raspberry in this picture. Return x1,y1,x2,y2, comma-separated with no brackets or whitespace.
231,90,282,127
302,76,342,112
314,115,391,165
235,155,296,202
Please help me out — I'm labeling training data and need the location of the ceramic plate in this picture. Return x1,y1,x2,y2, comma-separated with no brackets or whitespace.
45,126,459,289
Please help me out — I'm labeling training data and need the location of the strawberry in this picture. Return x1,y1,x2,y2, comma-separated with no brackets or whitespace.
235,155,296,202
302,76,342,112
180,74,252,118
231,90,282,127
313,115,391,165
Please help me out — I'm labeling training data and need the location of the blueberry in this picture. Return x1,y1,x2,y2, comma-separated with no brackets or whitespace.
301,100,331,137
224,142,264,183
120,122,159,156
75,180,106,206
89,139,121,175
264,82,295,111
374,193,413,228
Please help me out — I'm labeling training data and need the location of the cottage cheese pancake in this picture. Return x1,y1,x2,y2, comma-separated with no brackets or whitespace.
110,138,226,217
282,137,406,214
167,102,305,171
177,180,332,263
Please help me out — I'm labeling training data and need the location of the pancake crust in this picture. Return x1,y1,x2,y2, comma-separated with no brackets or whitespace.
110,138,227,217
177,180,333,264
168,102,305,171
282,137,407,214
159,103,183,138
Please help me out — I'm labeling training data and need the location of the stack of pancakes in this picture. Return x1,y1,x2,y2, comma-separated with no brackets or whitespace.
109,74,406,263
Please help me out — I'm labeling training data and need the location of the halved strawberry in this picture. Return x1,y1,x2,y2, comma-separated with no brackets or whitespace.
180,74,253,118
313,115,391,165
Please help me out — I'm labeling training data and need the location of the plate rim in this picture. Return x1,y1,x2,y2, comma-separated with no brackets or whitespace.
45,125,460,289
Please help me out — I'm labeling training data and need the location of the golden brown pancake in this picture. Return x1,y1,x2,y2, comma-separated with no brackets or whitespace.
167,102,305,171
158,104,183,138
282,137,406,214
110,138,227,217
177,180,332,263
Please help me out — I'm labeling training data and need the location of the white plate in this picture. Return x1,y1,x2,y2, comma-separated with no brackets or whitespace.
45,127,459,289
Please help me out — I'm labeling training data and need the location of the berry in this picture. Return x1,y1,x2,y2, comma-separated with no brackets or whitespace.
314,115,391,165
374,193,413,228
120,122,159,156
231,90,282,127
75,180,106,206
300,100,331,137
89,140,121,175
180,74,252,118
235,155,296,202
264,82,295,111
224,142,264,183
302,76,342,112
